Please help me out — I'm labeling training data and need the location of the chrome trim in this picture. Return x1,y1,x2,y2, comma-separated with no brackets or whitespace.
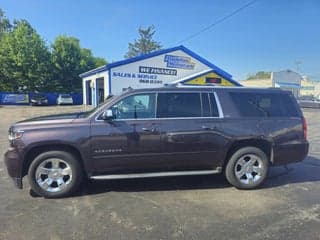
95,90,225,122
95,116,223,122
92,150,217,159
90,169,221,180
155,92,158,118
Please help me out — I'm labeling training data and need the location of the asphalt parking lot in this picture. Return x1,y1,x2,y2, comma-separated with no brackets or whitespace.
0,106,320,240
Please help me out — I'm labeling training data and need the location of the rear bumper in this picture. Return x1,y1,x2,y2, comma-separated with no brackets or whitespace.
4,147,23,189
272,140,309,166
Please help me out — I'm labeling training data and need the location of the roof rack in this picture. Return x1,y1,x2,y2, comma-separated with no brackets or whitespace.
163,83,241,88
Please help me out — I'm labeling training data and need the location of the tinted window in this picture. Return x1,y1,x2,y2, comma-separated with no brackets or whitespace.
201,93,211,117
209,93,219,117
157,93,201,118
111,93,156,119
230,92,299,117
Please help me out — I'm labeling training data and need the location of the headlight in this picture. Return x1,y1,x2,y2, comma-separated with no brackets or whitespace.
8,130,24,141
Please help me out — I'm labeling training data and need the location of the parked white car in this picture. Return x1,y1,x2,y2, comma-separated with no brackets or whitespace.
57,94,73,105
297,95,320,108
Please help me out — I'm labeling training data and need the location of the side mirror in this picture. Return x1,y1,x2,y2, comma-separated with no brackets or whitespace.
101,109,115,121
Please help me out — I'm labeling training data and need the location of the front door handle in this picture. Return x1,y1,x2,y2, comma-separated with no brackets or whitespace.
142,127,156,132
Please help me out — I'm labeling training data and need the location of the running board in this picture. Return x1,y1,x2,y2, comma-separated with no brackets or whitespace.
90,168,222,180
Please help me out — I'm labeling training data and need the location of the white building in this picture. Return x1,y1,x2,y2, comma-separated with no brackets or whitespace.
272,70,302,97
80,45,241,106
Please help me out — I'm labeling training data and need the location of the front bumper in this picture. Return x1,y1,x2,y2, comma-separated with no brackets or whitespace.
31,100,48,105
58,101,73,105
4,147,23,189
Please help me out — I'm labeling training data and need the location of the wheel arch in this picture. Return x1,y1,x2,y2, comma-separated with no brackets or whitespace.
22,144,86,178
224,138,273,168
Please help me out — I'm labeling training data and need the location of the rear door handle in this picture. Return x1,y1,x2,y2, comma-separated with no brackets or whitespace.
202,125,214,130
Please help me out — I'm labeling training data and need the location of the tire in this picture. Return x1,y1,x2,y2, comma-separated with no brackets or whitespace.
225,146,269,189
28,151,83,198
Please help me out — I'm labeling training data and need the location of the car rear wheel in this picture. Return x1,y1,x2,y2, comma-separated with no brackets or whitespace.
28,151,82,198
225,147,269,189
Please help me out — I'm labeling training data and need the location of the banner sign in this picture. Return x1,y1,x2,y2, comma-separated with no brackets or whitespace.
139,66,177,76
0,92,83,105
164,55,195,70
0,93,29,105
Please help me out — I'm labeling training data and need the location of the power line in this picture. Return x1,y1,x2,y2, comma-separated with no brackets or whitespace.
177,0,259,44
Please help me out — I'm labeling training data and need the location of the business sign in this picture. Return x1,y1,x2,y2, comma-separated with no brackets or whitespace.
164,55,195,70
139,66,177,76
110,49,211,94
183,71,235,86
206,77,221,84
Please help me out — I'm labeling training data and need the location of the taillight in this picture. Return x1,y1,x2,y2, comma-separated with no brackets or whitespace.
302,116,307,140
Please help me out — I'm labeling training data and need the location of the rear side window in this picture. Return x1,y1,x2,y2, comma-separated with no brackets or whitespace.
230,92,299,117
157,93,201,118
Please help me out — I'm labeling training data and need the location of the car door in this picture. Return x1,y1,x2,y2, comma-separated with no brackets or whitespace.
90,92,162,174
156,91,226,171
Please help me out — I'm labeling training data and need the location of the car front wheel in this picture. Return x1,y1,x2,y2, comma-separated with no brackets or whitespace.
28,151,82,198
225,147,269,189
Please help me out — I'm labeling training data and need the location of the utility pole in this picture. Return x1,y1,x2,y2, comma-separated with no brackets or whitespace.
295,60,302,73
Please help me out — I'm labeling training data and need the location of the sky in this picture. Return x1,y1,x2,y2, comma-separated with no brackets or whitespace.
1,0,320,81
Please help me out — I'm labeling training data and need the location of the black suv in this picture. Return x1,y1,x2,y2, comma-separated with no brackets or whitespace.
4,86,309,198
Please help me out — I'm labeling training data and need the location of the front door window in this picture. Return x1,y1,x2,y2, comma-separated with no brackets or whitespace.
111,93,156,120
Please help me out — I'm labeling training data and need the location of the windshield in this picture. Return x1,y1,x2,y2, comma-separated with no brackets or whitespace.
61,94,71,98
33,94,46,100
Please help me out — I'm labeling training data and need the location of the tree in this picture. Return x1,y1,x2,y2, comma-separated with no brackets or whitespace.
0,9,107,93
80,48,107,70
51,36,82,92
93,57,107,67
247,71,271,80
124,25,161,58
0,8,11,39
51,36,107,92
0,20,51,92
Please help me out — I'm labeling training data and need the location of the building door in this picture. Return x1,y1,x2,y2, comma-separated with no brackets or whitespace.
85,80,92,105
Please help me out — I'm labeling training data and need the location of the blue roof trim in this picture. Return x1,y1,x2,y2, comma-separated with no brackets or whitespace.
107,45,233,80
79,65,107,78
106,46,183,70
178,46,232,79
179,70,242,86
